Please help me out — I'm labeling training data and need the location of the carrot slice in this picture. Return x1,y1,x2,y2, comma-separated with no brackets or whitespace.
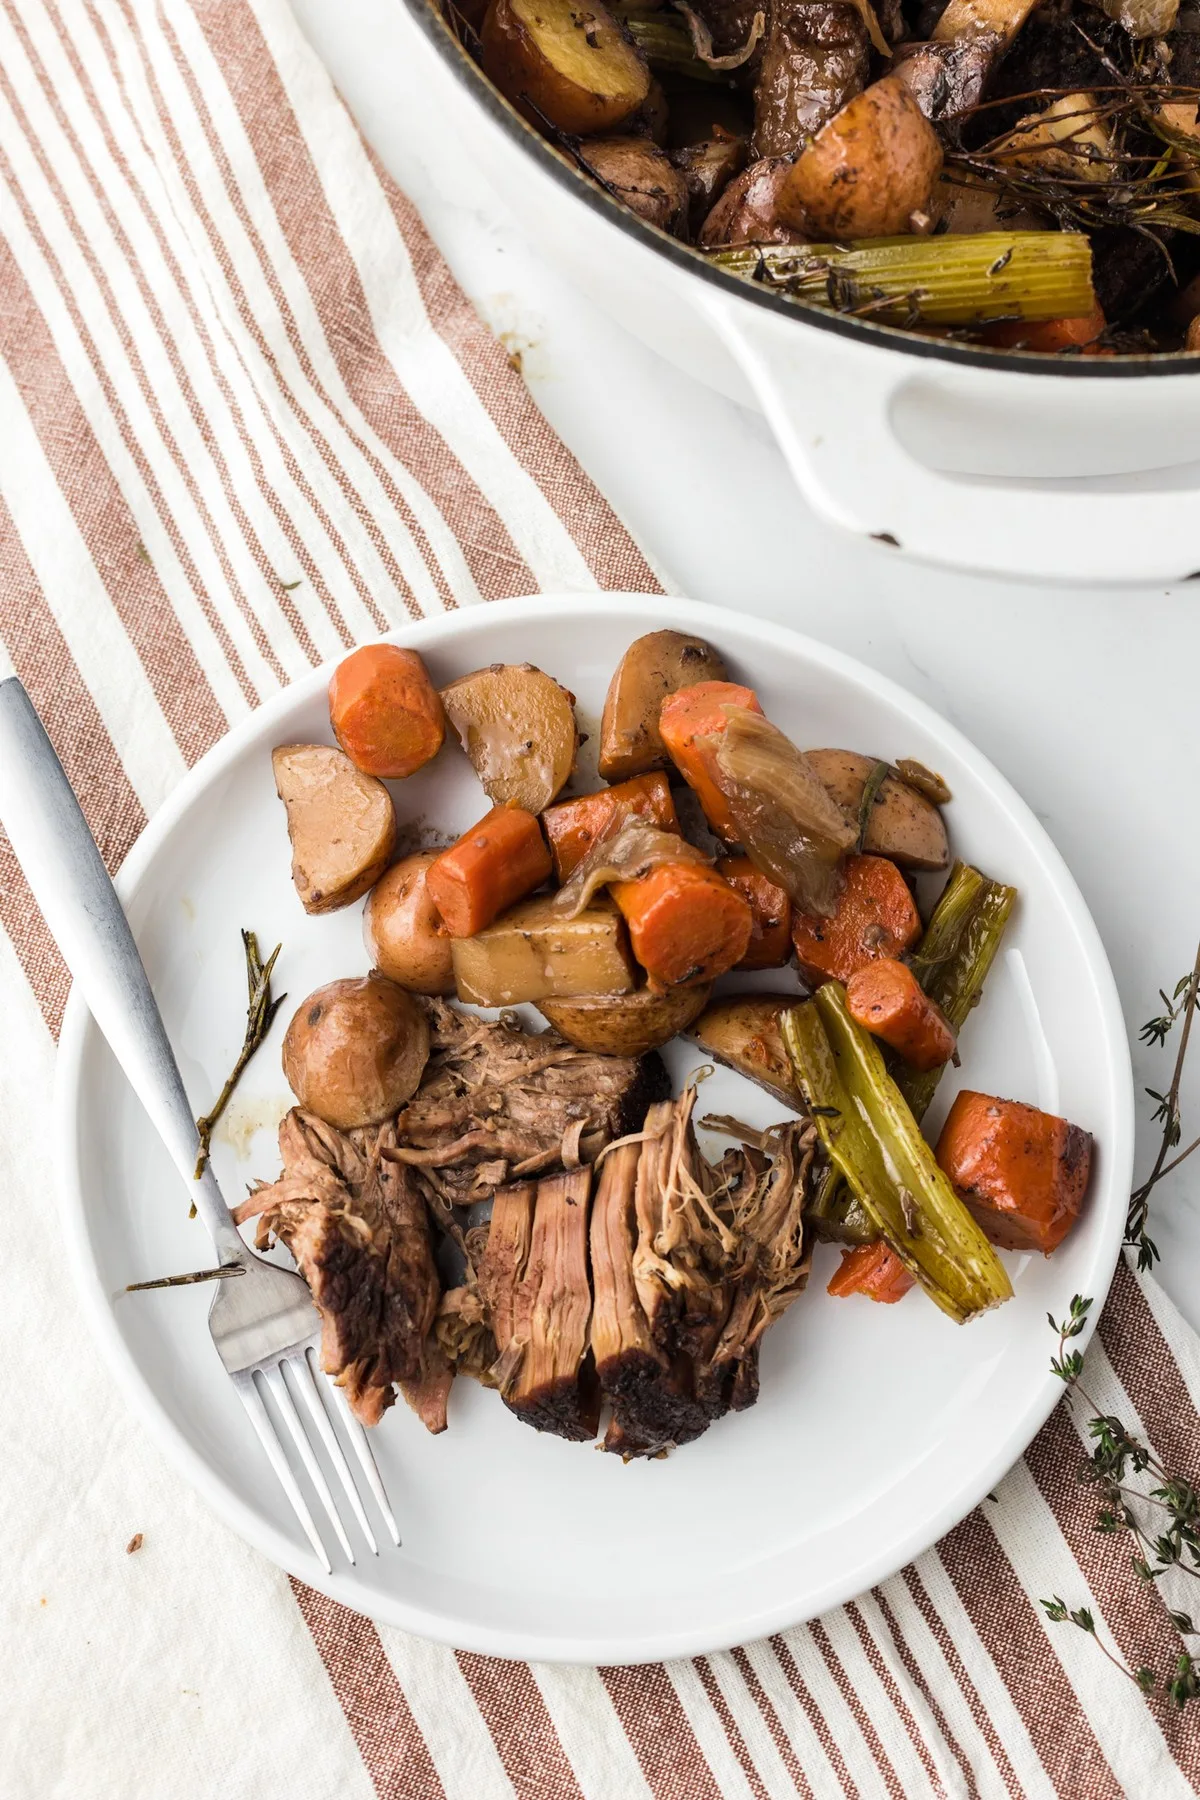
845,957,956,1071
791,854,919,986
983,304,1108,354
426,805,552,938
658,680,763,841
543,773,679,882
716,855,792,969
611,861,753,988
827,1241,914,1303
935,1090,1093,1255
329,643,445,779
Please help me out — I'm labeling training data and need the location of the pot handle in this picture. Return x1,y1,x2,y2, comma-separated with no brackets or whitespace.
701,291,1200,586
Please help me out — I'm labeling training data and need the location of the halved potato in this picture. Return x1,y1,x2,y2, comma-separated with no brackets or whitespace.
599,630,727,781
452,893,635,1007
540,980,712,1055
805,749,949,871
480,0,650,136
687,994,805,1109
441,663,578,813
273,744,396,915
777,76,943,239
576,137,689,234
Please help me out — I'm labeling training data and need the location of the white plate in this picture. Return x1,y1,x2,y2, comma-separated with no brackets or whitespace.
55,595,1133,1664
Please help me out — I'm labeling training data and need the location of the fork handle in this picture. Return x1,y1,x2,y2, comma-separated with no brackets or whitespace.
0,678,243,1261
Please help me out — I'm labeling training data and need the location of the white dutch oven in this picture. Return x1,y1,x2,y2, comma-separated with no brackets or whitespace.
399,0,1200,585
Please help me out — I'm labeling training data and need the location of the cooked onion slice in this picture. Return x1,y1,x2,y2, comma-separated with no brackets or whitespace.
552,815,710,918
709,707,856,916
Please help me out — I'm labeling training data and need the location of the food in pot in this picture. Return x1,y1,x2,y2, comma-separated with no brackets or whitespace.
364,851,456,995
447,0,1200,351
282,974,431,1129
273,744,396,914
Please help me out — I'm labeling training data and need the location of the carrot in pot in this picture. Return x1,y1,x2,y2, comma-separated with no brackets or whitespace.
329,643,446,779
845,957,956,1071
717,855,792,969
827,1241,915,1303
426,805,552,938
791,854,920,987
935,1090,1093,1255
983,304,1108,354
543,773,679,882
611,861,753,988
658,680,763,842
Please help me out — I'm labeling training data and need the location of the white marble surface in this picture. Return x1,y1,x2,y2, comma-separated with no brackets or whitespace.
293,0,1200,1329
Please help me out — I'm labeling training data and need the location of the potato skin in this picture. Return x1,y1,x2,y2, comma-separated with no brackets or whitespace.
673,135,749,235
577,137,689,235
777,76,944,239
441,662,578,814
599,630,726,782
273,744,396,915
805,748,949,870
687,993,805,1109
480,0,649,136
698,158,806,248
539,982,712,1055
364,853,455,996
282,975,430,1131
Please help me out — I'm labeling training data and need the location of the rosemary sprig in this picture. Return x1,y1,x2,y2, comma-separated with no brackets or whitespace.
193,929,286,1181
1127,940,1200,1270
1043,1299,1200,1706
126,1264,245,1292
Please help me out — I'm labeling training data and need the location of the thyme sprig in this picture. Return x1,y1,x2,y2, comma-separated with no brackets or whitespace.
1042,1299,1200,1707
193,929,285,1182
1127,940,1200,1270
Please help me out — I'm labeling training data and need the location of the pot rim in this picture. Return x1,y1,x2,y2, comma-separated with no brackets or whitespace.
406,0,1200,381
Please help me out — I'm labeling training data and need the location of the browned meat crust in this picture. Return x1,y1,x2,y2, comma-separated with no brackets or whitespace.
235,1109,440,1426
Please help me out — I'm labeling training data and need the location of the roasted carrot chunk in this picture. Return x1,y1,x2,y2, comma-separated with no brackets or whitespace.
543,773,680,882
329,643,445,779
658,680,763,842
791,854,919,987
983,304,1108,355
935,1090,1093,1255
611,861,753,988
845,957,956,1071
827,1241,915,1303
717,856,792,969
426,805,551,938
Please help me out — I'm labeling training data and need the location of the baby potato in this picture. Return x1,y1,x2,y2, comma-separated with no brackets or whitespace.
599,630,727,782
364,853,455,996
273,744,396,915
441,662,578,813
576,137,689,234
480,0,650,136
776,76,943,239
805,748,949,870
282,974,430,1131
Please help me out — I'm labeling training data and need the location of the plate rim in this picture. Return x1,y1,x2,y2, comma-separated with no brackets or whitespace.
53,592,1135,1663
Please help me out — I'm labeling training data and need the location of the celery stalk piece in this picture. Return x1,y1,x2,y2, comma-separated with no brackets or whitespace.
705,233,1095,328
806,1162,877,1244
783,987,1013,1322
612,8,728,80
898,862,1017,1121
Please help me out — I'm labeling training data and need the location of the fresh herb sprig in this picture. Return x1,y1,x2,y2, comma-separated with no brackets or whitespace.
1042,1297,1200,1707
1127,940,1200,1270
193,929,285,1182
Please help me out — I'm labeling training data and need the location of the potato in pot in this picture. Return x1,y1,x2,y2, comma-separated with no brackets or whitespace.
576,137,689,235
364,852,455,996
282,975,430,1131
480,0,650,136
776,76,944,238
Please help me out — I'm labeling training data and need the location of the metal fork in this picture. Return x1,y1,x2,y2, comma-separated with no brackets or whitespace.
0,677,398,1571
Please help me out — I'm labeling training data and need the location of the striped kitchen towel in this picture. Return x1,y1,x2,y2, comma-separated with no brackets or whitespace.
1,1,1198,1795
